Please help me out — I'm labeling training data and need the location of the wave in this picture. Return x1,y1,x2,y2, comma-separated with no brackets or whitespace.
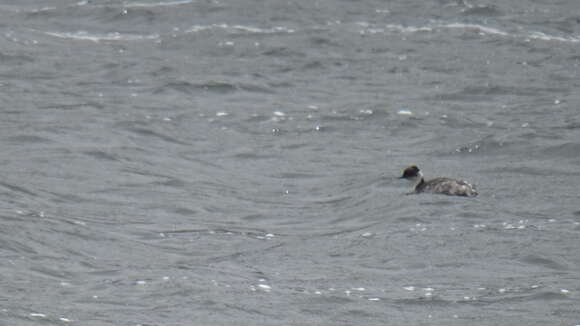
359,22,580,44
119,0,194,8
73,0,194,9
43,30,159,42
186,24,295,35
40,18,578,45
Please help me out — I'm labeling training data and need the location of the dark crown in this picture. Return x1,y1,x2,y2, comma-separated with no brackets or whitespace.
401,165,420,179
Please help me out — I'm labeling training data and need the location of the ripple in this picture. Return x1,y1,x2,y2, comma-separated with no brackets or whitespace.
6,135,52,144
153,80,274,95
121,126,189,145
460,4,503,16
519,255,568,270
158,81,236,94
82,150,120,162
541,142,580,159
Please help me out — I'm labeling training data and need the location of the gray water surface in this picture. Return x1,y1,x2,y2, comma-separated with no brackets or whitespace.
1,0,580,325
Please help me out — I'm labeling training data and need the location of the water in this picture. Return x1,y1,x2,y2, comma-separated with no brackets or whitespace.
1,0,579,325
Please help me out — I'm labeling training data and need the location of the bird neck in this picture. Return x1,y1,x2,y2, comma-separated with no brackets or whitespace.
415,177,425,190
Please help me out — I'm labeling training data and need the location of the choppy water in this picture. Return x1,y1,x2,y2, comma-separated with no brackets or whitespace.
1,0,580,325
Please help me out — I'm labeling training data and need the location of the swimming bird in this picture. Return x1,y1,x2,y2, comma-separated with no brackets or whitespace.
400,165,478,197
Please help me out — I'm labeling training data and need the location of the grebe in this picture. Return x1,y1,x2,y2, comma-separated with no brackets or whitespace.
400,165,478,197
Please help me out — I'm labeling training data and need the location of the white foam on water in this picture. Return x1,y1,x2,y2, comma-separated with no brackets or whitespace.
441,23,509,36
358,21,580,44
527,31,580,43
385,24,433,33
187,24,295,35
258,284,272,292
44,31,159,42
123,0,194,8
